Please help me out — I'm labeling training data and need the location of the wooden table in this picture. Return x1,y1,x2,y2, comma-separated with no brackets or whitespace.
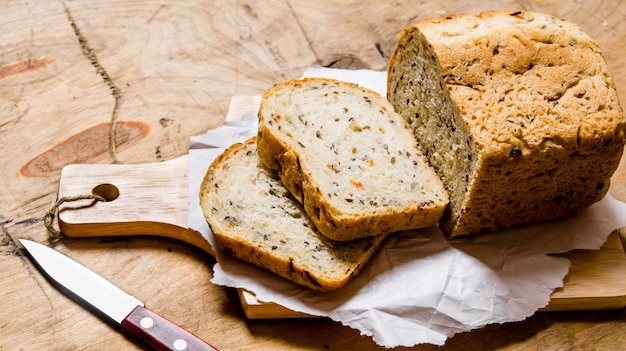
2,1,626,350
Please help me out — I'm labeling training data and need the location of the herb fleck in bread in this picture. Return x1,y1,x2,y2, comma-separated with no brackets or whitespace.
199,137,388,292
257,78,449,241
387,10,626,237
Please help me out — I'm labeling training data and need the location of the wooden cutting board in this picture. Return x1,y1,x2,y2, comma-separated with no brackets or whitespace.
55,155,626,318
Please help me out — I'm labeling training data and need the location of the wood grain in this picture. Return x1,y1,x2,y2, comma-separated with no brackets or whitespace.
2,1,626,350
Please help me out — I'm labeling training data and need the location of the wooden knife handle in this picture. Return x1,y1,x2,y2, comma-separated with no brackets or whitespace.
121,305,219,351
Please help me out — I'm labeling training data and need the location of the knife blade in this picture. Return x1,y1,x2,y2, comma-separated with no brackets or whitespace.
19,239,219,351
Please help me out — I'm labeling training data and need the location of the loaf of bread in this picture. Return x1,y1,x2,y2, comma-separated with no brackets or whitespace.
199,137,389,291
257,78,449,241
387,10,626,238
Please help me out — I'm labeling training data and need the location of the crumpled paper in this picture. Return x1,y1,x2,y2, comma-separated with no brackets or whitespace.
187,67,626,347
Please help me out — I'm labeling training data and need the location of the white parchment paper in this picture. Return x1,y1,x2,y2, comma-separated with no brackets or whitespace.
187,67,626,347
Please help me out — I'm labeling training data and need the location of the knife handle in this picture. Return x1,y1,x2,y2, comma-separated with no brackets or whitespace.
121,305,219,351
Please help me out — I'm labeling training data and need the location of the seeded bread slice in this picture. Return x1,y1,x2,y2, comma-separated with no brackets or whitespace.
199,137,388,292
257,78,449,241
387,10,626,237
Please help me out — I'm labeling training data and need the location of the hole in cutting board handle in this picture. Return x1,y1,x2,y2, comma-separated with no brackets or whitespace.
92,183,120,201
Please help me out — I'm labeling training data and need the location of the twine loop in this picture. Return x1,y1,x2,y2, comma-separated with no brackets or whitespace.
44,192,106,238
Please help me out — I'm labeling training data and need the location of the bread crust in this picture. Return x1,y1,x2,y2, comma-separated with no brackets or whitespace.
257,78,448,241
388,10,626,237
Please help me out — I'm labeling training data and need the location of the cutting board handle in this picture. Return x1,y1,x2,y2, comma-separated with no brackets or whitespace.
56,155,215,256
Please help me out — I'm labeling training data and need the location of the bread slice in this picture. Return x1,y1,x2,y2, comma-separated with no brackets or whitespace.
257,78,449,241
387,10,626,238
199,137,389,291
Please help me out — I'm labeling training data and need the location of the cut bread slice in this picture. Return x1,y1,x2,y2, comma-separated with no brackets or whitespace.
257,78,449,241
387,10,626,237
199,137,388,292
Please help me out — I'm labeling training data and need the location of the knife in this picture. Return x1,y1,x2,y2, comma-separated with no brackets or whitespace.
19,239,219,351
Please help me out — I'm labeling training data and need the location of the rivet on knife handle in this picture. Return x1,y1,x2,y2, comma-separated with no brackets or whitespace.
121,305,219,351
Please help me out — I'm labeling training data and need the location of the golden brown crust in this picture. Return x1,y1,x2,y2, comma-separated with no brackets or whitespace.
388,10,626,237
